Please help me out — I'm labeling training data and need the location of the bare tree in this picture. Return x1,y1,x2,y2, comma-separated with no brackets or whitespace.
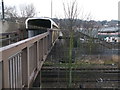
81,14,101,58
19,4,36,18
4,6,18,19
63,0,78,32
63,0,79,88
4,4,36,20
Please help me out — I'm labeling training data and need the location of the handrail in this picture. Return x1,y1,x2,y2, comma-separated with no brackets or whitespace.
0,31,19,47
0,31,18,36
0,31,50,88
0,28,59,88
0,32,49,61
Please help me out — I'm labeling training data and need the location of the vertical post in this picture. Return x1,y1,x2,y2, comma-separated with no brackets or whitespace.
8,34,11,45
49,30,53,47
37,41,40,69
39,71,42,88
51,0,52,18
2,0,5,20
45,37,47,55
21,48,28,87
46,35,48,52
3,58,10,88
42,39,44,59
27,46,30,87
40,39,43,62
0,62,2,90
39,39,42,62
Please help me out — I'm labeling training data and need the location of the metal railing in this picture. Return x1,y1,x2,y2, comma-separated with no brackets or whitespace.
0,32,19,47
0,29,59,89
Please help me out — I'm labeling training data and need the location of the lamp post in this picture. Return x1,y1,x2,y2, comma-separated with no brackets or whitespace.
1,0,4,20
51,0,52,18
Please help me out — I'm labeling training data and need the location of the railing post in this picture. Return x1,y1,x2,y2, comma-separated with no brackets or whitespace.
21,48,28,87
27,46,30,87
43,38,45,58
27,42,37,87
46,35,48,52
45,36,47,55
37,41,40,69
49,29,52,48
8,34,11,44
3,58,10,88
48,34,50,51
39,39,42,61
0,62,2,90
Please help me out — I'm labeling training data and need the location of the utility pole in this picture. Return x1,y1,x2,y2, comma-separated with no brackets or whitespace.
1,0,4,20
51,0,52,18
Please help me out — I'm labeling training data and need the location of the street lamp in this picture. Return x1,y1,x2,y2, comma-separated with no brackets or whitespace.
1,0,4,20
51,0,52,18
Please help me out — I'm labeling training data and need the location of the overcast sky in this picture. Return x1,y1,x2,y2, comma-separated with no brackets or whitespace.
2,0,120,21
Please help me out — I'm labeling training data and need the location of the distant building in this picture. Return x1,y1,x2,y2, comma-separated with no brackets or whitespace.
98,27,120,42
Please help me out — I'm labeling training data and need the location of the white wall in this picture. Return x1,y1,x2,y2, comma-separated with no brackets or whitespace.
0,20,19,33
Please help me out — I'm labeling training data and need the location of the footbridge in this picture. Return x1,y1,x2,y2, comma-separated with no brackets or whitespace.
0,18,59,89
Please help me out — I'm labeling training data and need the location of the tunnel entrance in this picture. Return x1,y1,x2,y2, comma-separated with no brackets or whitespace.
26,18,51,37
28,19,51,28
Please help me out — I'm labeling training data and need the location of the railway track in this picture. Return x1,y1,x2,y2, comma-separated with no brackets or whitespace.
41,66,120,88
42,66,119,70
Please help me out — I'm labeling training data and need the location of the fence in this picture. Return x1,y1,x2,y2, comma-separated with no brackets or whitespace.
0,29,59,89
0,32,19,47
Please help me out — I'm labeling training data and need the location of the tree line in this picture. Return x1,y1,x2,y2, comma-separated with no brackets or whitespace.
2,3,36,22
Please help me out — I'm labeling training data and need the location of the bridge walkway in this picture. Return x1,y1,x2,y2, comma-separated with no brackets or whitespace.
0,29,59,89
